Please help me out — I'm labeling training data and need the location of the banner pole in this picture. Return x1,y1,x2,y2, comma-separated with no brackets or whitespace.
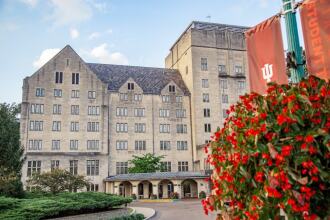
282,0,304,83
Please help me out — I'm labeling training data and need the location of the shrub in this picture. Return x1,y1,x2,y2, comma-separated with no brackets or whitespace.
110,213,144,220
131,193,137,200
0,192,132,220
202,76,330,219
169,192,179,199
150,194,157,199
199,191,206,199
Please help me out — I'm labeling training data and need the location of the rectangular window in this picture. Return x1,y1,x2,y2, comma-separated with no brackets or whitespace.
71,90,80,98
178,161,189,172
177,141,188,150
159,124,170,133
86,160,99,176
169,85,176,93
204,158,211,170
116,141,128,150
202,79,209,88
51,140,60,150
120,93,128,101
176,124,187,134
176,96,183,103
176,109,186,118
134,94,142,101
88,106,100,116
238,81,246,90
88,91,96,99
220,80,228,89
203,93,209,103
29,121,43,131
35,88,45,97
87,140,99,150
218,65,226,74
222,94,229,103
162,95,170,103
159,109,170,118
55,72,63,84
54,89,62,97
116,162,128,174
204,108,210,117
27,160,41,177
51,160,60,171
128,82,134,90
30,104,44,114
53,104,62,115
134,108,145,117
72,73,79,85
71,105,79,115
135,123,146,133
70,140,78,150
116,107,128,117
70,122,79,132
201,58,208,71
70,160,78,175
87,122,99,132
28,140,42,150
52,121,61,131
135,140,146,151
160,141,171,151
87,184,99,192
223,109,229,118
204,123,211,133
160,161,171,172
235,65,243,75
116,123,128,133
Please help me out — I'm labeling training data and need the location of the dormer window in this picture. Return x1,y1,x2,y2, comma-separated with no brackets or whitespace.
169,85,175,93
72,73,79,85
55,72,63,84
128,83,134,90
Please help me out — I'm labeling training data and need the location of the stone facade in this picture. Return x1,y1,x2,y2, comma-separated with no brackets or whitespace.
20,21,249,194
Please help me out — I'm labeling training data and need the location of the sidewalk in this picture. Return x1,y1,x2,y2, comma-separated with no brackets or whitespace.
130,207,156,220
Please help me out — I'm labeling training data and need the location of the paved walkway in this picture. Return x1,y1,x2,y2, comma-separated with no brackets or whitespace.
48,208,131,220
130,199,217,220
131,207,156,219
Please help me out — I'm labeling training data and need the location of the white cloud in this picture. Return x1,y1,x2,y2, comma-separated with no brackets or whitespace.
88,32,101,40
70,28,79,39
33,48,60,68
49,0,92,26
87,0,109,12
20,0,38,7
106,29,113,34
90,43,128,65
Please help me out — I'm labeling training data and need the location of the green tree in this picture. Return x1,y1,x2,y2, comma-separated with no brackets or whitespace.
27,169,90,194
128,153,164,173
0,103,24,197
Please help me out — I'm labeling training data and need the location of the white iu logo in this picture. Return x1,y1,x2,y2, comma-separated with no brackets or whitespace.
261,64,273,82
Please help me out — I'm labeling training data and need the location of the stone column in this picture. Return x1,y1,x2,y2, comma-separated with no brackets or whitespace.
131,181,139,200
113,182,120,195
151,180,160,199
173,180,182,199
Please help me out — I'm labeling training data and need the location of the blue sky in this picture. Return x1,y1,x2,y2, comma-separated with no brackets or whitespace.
0,0,290,103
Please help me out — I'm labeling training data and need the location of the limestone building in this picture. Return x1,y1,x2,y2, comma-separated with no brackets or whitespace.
20,21,249,197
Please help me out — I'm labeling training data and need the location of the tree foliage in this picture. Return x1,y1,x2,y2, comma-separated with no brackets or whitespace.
202,76,330,219
128,153,164,173
27,169,90,194
0,103,24,197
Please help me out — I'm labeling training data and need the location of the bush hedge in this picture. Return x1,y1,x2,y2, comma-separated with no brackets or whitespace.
110,213,145,220
0,192,132,220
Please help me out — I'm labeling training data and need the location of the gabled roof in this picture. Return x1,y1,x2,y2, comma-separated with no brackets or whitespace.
87,63,190,95
105,171,209,182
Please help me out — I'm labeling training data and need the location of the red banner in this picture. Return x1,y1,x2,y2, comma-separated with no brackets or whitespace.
245,16,287,94
300,0,330,80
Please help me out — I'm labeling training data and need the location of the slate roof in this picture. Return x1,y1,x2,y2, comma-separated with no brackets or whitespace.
105,171,209,182
190,21,249,33
87,63,190,95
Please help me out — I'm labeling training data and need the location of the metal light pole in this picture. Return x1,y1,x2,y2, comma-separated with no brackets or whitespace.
282,0,304,83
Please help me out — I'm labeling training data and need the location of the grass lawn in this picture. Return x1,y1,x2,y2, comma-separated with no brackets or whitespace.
0,192,132,220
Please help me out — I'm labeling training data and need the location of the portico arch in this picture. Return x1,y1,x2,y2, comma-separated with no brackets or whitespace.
138,180,153,199
158,179,174,199
181,179,198,198
119,181,133,197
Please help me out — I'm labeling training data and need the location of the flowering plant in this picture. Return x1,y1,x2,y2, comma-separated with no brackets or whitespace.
202,76,330,219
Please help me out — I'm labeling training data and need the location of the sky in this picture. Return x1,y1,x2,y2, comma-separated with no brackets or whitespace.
0,0,302,103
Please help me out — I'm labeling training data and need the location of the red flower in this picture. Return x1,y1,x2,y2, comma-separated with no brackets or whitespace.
296,135,304,141
277,114,287,126
305,135,314,143
281,145,293,157
254,172,264,183
309,146,317,155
